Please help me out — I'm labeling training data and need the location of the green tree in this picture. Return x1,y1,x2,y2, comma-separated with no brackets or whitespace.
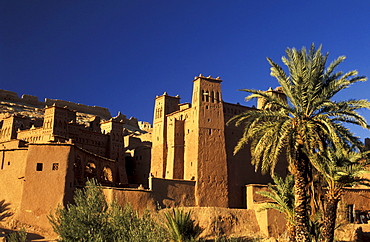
257,174,295,241
228,44,370,241
49,179,113,241
49,179,166,242
312,149,370,242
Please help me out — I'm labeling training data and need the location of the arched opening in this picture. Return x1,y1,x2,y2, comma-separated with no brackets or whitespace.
84,162,97,180
103,166,113,183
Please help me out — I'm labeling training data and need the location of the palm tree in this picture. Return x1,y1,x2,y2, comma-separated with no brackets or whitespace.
163,208,203,242
227,44,370,241
311,149,370,242
257,174,295,241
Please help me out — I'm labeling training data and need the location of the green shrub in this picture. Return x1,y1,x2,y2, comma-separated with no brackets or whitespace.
49,179,167,242
109,202,167,242
5,228,27,242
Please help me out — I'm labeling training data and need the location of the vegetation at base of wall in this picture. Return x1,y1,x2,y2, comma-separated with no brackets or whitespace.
163,208,203,242
5,228,27,242
48,179,167,242
257,174,295,241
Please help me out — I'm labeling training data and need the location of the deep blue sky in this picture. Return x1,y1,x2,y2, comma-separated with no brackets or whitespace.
2,1,370,140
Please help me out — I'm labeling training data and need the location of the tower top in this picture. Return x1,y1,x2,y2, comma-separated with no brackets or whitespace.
155,92,180,100
193,74,222,83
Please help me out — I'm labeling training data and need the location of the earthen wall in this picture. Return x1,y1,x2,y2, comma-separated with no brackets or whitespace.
103,188,157,213
341,188,370,210
0,148,28,214
18,144,72,230
132,145,151,188
17,127,44,143
149,177,196,208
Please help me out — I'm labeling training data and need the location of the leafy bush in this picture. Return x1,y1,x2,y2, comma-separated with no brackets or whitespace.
5,228,27,242
109,202,167,241
49,179,167,242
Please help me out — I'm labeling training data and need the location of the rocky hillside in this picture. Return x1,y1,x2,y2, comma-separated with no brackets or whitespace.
0,100,100,125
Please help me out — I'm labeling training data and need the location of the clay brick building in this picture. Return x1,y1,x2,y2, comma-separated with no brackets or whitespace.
2,76,370,238
151,74,287,208
0,93,150,230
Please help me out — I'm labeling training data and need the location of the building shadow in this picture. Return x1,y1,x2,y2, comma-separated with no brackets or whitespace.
1,199,47,241
0,228,46,241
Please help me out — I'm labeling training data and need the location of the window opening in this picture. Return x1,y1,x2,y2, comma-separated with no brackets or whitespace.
36,163,43,171
348,204,355,223
52,163,59,171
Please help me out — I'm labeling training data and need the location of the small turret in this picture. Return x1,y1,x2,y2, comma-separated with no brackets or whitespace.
257,86,287,110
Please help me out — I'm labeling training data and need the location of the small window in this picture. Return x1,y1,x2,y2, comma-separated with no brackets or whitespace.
52,163,59,171
348,204,354,223
7,162,10,166
36,163,43,171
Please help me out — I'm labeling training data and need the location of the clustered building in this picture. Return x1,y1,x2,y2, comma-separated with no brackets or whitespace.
1,75,370,236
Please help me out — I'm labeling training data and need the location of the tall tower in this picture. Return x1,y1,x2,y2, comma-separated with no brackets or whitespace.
190,74,229,207
151,92,180,178
0,116,21,142
100,113,128,184
42,105,76,142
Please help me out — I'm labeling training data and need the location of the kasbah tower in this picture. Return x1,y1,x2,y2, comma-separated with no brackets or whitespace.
151,74,287,208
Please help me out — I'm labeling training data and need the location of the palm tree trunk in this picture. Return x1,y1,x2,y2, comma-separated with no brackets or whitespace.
287,222,296,242
294,148,310,242
321,194,340,242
